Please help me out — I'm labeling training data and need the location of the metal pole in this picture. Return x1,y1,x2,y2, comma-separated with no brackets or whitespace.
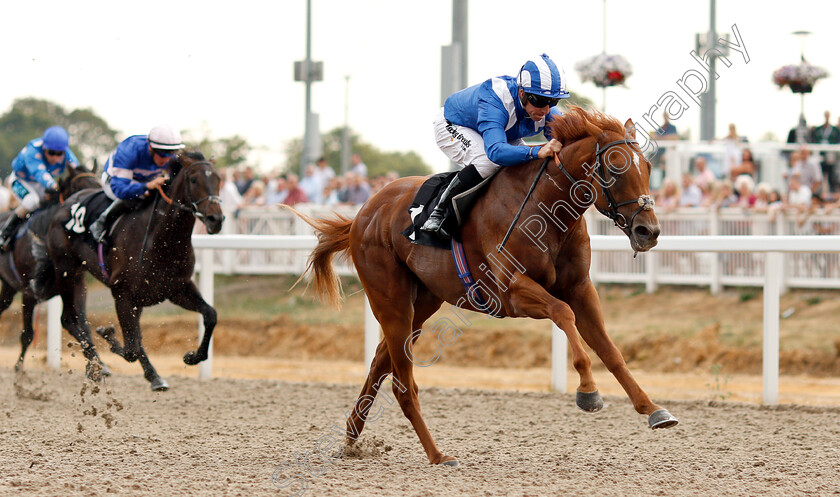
198,249,214,379
47,297,62,370
763,252,782,404
341,75,351,175
551,324,568,393
700,0,717,141
300,0,313,177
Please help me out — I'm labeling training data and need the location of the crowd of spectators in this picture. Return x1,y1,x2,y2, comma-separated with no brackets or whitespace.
651,113,840,230
220,153,400,214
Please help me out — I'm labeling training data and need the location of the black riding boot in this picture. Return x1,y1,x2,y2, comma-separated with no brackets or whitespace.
421,165,483,236
0,213,25,252
89,199,131,243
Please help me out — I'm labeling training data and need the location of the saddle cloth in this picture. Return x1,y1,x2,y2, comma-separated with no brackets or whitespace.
60,191,112,237
401,170,497,249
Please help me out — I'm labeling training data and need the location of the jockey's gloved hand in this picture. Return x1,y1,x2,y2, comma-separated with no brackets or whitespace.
45,184,60,201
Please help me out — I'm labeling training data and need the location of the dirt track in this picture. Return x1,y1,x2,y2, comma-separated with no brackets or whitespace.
3,364,840,497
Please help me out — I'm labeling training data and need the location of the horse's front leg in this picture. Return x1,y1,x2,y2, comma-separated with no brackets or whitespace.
566,279,678,429
167,281,216,366
112,296,168,391
508,275,602,412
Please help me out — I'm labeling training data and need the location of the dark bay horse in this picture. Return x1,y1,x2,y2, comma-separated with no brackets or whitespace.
34,151,224,390
0,165,102,373
291,107,677,465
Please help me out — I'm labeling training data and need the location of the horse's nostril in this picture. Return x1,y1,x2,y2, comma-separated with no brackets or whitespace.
634,225,651,239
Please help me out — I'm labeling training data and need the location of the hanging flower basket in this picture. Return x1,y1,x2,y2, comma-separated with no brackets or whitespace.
772,62,828,94
575,53,633,88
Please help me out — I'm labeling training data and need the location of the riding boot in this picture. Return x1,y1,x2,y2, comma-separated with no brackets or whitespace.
0,213,25,252
89,199,130,243
421,164,484,235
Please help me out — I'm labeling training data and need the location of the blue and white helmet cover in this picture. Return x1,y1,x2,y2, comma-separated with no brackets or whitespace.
517,53,570,99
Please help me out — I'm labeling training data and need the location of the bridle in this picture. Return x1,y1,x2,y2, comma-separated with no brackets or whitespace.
555,138,655,234
155,160,221,221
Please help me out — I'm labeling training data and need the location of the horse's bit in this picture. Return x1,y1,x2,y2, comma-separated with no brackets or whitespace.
554,139,655,234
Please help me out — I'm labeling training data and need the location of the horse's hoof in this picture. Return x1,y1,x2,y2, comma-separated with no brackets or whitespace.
649,409,679,429
96,326,115,340
150,378,169,391
442,459,459,467
576,390,604,412
100,363,112,377
183,351,203,366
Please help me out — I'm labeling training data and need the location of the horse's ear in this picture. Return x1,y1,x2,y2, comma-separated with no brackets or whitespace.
92,158,99,175
584,119,602,139
624,118,637,140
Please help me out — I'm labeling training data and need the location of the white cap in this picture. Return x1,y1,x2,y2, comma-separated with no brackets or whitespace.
148,124,184,150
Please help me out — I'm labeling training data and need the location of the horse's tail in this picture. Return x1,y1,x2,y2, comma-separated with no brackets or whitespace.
281,205,352,308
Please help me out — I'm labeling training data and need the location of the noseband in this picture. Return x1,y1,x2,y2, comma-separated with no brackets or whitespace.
555,139,654,234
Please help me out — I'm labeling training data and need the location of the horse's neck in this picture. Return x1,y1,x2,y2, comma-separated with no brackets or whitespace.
147,191,197,248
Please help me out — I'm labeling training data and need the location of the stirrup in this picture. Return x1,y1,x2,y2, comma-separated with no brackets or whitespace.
421,210,445,232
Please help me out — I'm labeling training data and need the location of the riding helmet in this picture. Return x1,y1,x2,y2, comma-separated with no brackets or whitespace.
517,53,570,99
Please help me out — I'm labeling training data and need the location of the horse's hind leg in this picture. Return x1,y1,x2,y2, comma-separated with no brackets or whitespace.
16,293,36,372
57,269,109,380
508,275,602,410
345,289,443,449
567,281,678,429
360,262,455,465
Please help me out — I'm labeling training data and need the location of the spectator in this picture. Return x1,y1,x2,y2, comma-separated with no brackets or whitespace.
219,169,243,214
656,178,680,212
721,123,745,181
714,180,738,208
752,182,773,212
699,180,720,208
236,166,256,195
679,173,702,207
241,179,266,206
299,164,323,204
729,148,757,180
785,146,823,195
652,112,679,170
786,173,812,209
264,175,289,206
282,174,307,206
691,156,716,189
315,156,335,186
345,172,371,205
733,174,756,209
350,153,368,177
811,110,840,193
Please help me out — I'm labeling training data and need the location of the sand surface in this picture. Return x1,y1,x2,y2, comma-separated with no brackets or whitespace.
3,356,840,496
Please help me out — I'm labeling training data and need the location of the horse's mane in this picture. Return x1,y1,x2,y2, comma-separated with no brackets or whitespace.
549,106,626,145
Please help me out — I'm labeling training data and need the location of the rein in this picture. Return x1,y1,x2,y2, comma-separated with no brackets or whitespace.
153,160,221,220
498,156,551,252
553,139,655,235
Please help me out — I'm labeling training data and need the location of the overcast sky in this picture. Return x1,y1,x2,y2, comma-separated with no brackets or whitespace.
3,1,838,173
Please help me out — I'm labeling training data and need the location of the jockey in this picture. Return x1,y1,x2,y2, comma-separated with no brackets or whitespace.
89,124,184,243
421,53,570,236
0,126,79,251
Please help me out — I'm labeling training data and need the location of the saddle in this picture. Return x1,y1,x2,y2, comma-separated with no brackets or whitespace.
401,170,497,249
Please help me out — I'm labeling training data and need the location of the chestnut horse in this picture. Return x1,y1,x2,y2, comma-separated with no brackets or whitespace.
291,107,677,466
33,151,224,389
0,165,102,373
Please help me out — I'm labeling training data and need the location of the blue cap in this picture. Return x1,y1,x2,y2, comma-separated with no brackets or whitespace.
517,54,570,99
42,126,69,151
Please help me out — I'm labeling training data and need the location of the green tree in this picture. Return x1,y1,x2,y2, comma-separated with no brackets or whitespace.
0,98,118,177
284,127,432,178
183,131,251,170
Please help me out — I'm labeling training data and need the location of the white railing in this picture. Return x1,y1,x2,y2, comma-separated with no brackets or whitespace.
42,234,840,405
